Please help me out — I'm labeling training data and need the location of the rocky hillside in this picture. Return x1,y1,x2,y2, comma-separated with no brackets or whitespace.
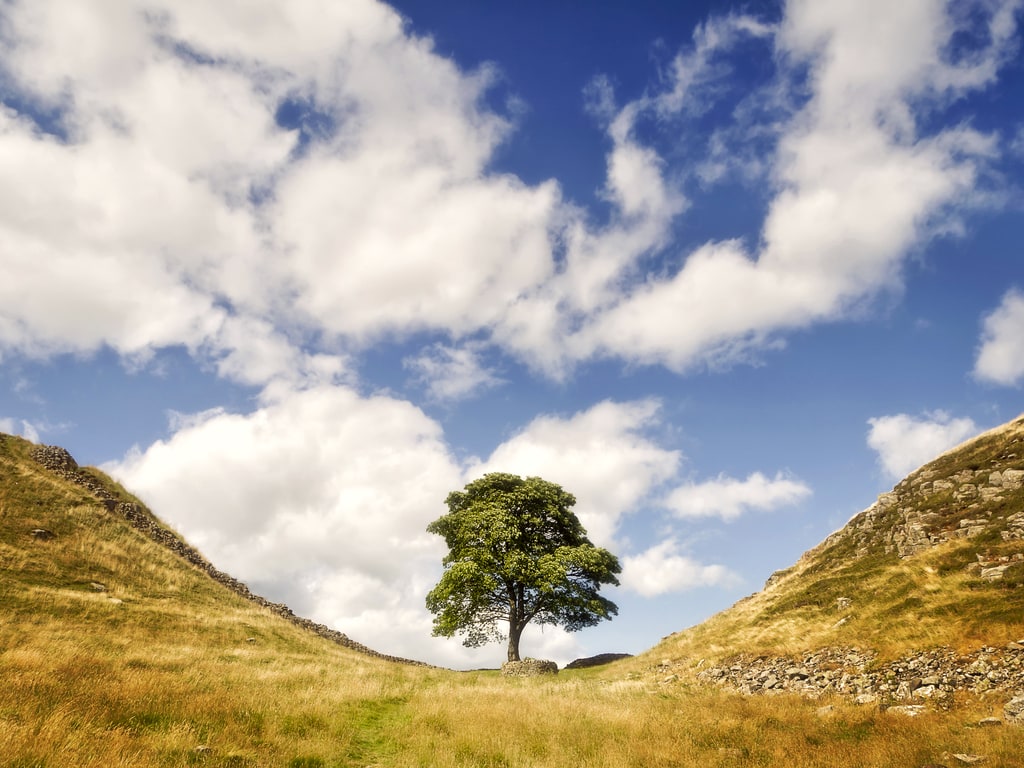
643,414,1024,706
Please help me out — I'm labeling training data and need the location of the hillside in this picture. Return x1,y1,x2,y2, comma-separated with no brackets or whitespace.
640,414,1024,702
3,429,1024,766
0,431,435,764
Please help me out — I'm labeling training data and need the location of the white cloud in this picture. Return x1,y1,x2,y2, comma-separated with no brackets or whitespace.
867,411,980,480
404,343,503,401
0,0,1017,384
478,400,681,547
565,0,1011,372
0,0,560,383
664,471,811,521
974,288,1024,386
620,539,738,597
0,417,40,442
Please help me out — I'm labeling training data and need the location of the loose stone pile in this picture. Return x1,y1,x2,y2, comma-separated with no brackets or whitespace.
30,444,429,666
693,643,1024,704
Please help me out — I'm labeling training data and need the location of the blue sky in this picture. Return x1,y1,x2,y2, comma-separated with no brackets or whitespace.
1,0,1022,668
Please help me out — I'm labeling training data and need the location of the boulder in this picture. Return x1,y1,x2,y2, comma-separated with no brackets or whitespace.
501,658,558,677
1000,468,1024,489
1005,694,1024,725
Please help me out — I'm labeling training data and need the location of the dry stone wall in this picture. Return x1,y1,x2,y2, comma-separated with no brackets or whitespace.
30,444,429,667
691,643,1024,704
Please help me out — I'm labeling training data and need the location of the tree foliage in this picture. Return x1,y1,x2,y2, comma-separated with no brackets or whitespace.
425,472,621,662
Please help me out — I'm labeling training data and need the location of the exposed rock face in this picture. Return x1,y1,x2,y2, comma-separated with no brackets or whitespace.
502,658,558,676
818,469,1023,562
765,416,1024,591
29,444,429,667
694,643,1024,703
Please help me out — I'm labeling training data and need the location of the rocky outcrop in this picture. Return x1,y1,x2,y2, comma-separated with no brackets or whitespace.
764,418,1024,592
502,658,558,676
816,470,1024,563
30,444,429,667
692,642,1024,704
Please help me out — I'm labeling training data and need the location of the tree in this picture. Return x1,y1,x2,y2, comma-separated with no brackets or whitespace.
425,472,621,662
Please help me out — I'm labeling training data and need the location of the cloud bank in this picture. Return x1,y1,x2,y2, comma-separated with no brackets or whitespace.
0,0,1017,382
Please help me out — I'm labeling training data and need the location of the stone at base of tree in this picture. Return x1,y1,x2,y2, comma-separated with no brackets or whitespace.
501,659,558,676
1005,693,1024,725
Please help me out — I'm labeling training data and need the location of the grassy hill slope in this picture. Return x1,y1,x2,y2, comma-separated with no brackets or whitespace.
2,431,1023,766
636,415,1024,682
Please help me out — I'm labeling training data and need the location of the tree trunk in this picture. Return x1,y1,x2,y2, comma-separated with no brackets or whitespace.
507,622,523,662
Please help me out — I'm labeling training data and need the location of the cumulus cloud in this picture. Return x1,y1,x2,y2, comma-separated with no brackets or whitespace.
620,539,739,597
974,288,1024,386
567,0,1013,372
478,400,681,547
0,0,1018,384
664,471,811,521
0,0,559,384
867,411,980,480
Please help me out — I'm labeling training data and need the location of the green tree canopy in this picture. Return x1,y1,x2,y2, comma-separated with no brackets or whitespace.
425,472,621,662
